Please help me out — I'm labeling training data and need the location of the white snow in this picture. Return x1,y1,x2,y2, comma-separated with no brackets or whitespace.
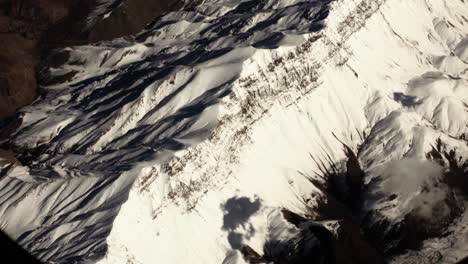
0,0,467,263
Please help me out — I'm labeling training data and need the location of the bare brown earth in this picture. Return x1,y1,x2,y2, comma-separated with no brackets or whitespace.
0,148,15,166
0,0,181,119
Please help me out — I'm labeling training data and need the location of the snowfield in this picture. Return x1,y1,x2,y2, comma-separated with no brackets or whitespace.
0,0,467,263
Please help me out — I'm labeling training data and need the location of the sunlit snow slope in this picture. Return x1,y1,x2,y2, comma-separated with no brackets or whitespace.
0,0,468,263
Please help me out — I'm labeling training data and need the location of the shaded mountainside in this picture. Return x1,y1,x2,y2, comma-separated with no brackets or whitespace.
0,0,182,119
0,0,467,263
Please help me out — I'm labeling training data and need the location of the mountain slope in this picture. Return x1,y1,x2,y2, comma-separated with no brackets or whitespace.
0,0,467,263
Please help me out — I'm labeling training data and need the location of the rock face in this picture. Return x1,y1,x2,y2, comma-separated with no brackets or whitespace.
0,0,468,263
0,0,43,119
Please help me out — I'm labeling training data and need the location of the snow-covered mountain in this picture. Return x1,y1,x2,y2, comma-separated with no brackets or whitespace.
0,0,467,263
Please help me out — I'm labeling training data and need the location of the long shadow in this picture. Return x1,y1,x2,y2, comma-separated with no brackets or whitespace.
0,230,42,264
221,196,261,249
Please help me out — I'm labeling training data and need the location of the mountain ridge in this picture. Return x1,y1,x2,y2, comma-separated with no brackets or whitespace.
0,0,467,263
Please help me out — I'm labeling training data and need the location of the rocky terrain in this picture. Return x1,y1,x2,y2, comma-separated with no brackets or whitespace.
0,0,467,263
0,0,182,119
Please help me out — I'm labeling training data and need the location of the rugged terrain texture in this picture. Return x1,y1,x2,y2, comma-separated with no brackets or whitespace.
0,0,467,263
0,0,181,119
